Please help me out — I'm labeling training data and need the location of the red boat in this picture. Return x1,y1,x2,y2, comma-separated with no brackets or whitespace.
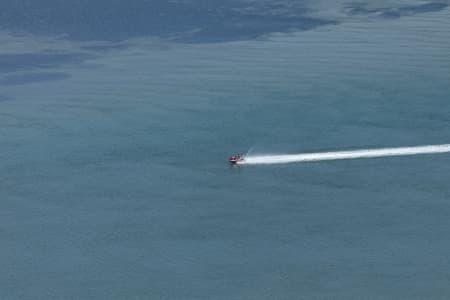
228,154,245,164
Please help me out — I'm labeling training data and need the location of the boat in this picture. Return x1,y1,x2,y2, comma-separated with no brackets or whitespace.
229,154,245,164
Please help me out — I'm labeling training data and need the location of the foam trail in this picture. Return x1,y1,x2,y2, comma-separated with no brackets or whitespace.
242,144,450,165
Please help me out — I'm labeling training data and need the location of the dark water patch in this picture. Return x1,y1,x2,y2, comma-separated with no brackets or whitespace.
0,53,95,73
0,72,70,86
0,0,335,43
0,94,11,101
381,2,448,18
348,2,448,18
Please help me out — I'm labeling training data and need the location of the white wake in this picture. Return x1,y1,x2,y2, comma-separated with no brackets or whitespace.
242,144,450,165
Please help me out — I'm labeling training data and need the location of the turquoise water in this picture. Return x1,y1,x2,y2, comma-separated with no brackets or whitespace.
1,4,450,299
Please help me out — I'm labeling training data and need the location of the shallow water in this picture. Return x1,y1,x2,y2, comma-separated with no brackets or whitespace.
1,3,450,299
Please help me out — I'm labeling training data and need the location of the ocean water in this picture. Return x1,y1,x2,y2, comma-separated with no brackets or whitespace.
1,2,450,299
